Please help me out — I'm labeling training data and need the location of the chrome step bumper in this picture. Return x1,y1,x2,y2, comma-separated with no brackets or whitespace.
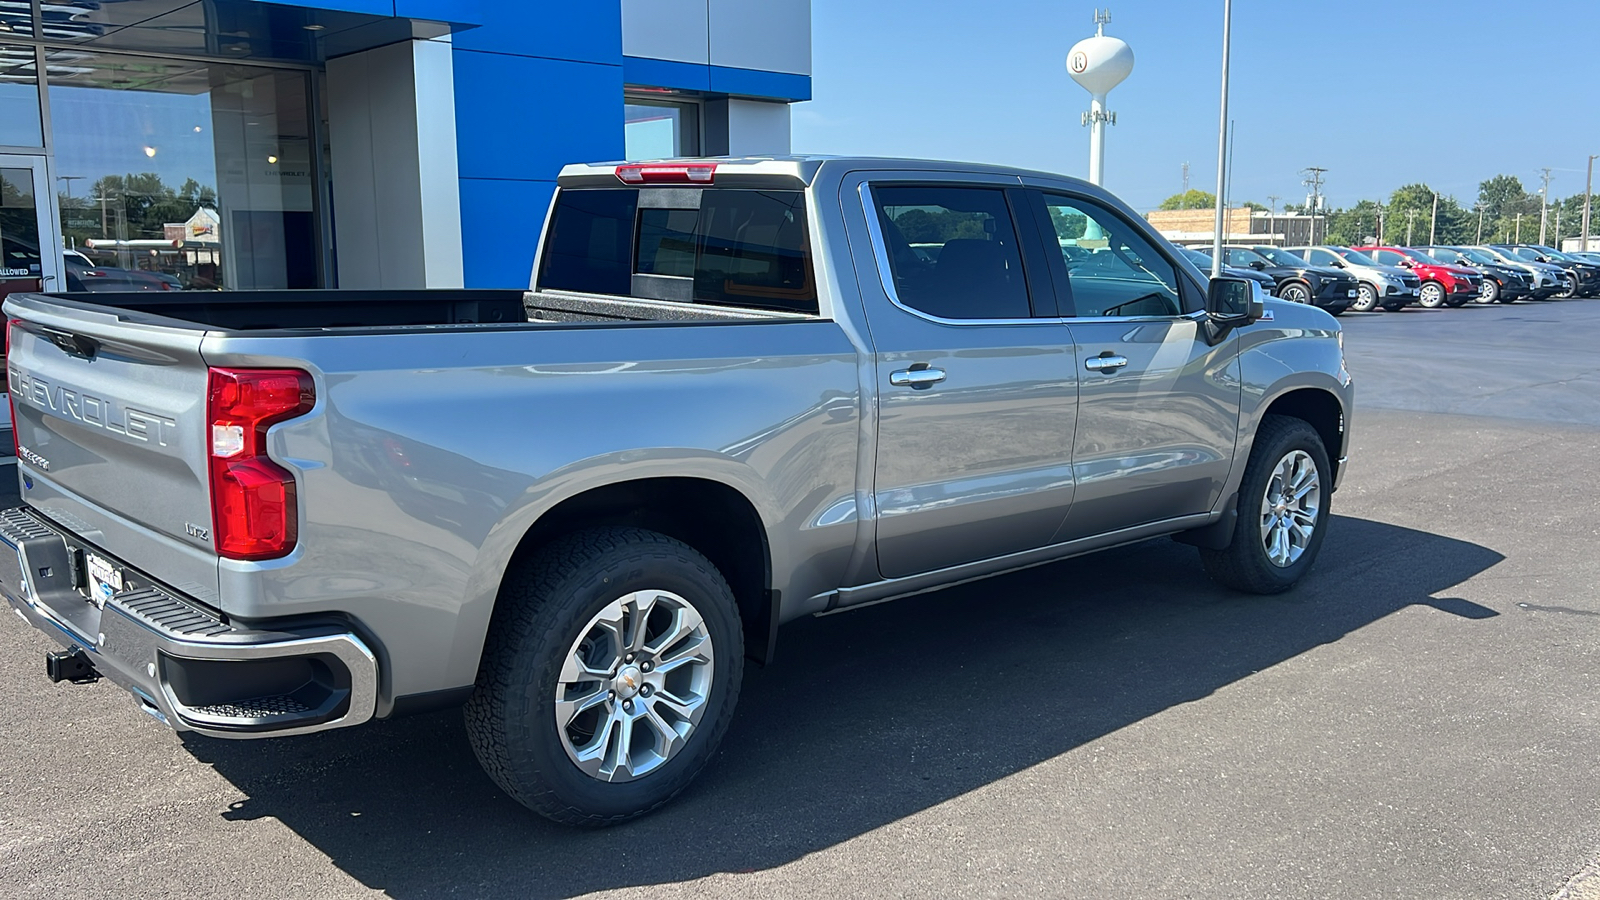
0,507,378,739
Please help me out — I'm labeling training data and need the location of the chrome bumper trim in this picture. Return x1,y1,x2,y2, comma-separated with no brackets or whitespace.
0,507,378,739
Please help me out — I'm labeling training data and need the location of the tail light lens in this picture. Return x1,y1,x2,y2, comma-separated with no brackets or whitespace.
207,368,314,560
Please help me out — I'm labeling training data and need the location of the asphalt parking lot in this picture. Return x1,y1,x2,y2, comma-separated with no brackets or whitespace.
4,298,1600,899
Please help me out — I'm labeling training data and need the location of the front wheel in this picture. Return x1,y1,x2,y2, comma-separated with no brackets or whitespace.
1352,283,1379,312
1278,281,1312,304
465,527,745,827
1198,416,1332,594
1476,279,1499,304
1418,281,1446,308
1556,274,1577,299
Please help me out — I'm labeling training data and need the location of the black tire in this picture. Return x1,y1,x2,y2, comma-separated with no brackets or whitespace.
1476,279,1499,304
1418,281,1446,308
1556,274,1577,299
1198,416,1332,595
465,527,745,827
1278,281,1312,304
1352,283,1379,312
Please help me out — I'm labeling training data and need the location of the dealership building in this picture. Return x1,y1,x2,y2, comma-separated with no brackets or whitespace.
0,1,811,295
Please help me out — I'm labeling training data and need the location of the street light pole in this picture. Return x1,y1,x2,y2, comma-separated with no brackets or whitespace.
1475,202,1486,244
1583,154,1596,252
1209,0,1232,278
1538,168,1552,245
1429,190,1439,245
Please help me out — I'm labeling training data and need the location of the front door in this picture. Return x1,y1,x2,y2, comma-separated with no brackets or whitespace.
1029,189,1243,542
0,158,61,303
849,174,1080,580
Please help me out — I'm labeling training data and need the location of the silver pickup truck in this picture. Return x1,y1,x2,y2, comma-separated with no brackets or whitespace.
2,156,1352,826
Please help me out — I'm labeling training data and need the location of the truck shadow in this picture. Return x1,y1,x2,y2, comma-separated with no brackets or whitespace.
182,515,1502,899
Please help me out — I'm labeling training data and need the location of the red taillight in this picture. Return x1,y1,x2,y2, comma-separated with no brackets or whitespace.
207,367,314,560
614,163,716,185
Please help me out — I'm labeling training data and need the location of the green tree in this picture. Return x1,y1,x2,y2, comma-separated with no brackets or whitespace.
1322,199,1384,246
1158,189,1217,210
1383,183,1470,245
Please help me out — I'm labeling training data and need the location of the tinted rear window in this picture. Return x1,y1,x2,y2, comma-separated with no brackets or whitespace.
537,188,816,314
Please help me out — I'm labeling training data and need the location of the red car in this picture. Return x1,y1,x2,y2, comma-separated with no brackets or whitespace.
1353,246,1481,308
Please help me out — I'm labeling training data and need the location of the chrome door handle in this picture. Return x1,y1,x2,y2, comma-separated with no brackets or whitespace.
890,367,947,388
1084,354,1129,372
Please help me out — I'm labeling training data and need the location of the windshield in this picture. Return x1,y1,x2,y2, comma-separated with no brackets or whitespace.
1221,247,1270,267
1400,248,1445,265
1254,247,1307,267
1457,247,1498,265
1536,247,1576,262
1331,247,1378,266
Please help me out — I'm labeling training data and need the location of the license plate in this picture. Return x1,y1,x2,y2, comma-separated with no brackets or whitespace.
85,553,123,607
1346,288,1358,297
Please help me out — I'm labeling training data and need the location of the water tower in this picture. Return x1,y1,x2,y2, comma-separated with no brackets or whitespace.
1067,9,1134,186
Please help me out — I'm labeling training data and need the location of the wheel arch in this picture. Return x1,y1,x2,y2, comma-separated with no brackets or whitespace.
1259,388,1346,486
501,476,776,666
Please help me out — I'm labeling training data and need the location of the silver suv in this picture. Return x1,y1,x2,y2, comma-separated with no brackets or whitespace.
1287,246,1418,312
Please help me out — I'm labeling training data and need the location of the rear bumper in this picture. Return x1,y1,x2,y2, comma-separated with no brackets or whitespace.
1,507,378,739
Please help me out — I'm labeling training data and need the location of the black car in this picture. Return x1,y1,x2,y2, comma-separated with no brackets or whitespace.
1199,246,1356,315
1178,247,1276,293
1418,245,1529,303
1493,244,1600,298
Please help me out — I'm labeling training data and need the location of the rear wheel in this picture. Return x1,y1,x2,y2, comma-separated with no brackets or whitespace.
1476,279,1499,304
465,527,744,827
1352,283,1379,312
1278,281,1312,304
1418,281,1446,308
1198,416,1332,594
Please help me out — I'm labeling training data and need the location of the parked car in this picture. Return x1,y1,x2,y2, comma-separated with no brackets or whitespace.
1569,250,1600,265
0,155,1355,827
1179,247,1276,293
1416,245,1530,304
1352,246,1481,308
1493,244,1600,298
1197,245,1355,315
1285,245,1418,312
1464,245,1569,299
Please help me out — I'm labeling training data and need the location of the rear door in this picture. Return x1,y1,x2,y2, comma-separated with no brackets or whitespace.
846,172,1079,580
1026,188,1242,542
6,296,220,605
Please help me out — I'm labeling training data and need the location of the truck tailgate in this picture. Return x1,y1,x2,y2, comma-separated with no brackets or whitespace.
6,296,220,605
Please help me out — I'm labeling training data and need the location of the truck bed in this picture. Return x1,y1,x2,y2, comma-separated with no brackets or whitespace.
17,288,814,334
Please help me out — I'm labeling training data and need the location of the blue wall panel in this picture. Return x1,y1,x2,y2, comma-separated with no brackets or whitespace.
252,0,397,16
453,51,623,181
621,56,710,92
709,65,811,102
394,0,482,23
451,2,620,65
459,178,558,288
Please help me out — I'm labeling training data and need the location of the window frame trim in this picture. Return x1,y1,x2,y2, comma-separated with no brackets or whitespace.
1030,188,1202,322
858,180,1054,327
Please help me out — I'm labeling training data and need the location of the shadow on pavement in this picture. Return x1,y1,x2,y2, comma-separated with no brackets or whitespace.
183,514,1502,899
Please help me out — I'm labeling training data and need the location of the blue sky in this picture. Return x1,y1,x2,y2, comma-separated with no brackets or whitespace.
793,0,1600,213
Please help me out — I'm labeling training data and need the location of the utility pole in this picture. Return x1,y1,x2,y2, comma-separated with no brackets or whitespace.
1376,204,1385,244
1429,190,1439,245
1302,166,1327,246
1406,209,1417,245
1182,161,1190,194
1474,201,1487,243
1516,211,1523,242
1554,204,1561,247
1267,194,1280,244
1583,154,1596,252
1538,167,1552,245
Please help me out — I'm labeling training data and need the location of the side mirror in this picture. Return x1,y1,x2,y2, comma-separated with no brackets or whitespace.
1206,276,1263,328
1248,260,1266,270
1327,259,1345,268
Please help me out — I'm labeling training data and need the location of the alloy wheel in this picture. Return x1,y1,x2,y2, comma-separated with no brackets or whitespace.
1281,283,1310,304
1353,284,1378,312
1477,280,1498,304
1419,283,1445,308
1259,449,1320,569
555,589,715,783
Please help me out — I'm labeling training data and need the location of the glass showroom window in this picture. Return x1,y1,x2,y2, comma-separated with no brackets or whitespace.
0,47,43,148
47,51,319,290
625,97,699,160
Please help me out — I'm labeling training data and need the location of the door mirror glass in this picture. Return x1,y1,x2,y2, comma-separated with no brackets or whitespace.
1206,276,1262,326
1248,260,1266,270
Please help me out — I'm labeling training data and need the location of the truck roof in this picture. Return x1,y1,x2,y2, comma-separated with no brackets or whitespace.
556,156,1096,190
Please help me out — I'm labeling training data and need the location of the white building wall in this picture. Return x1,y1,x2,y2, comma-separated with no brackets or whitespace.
621,0,709,64
708,0,811,75
724,99,792,155
326,37,463,289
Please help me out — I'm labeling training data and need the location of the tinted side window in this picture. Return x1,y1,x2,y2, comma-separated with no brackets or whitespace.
872,186,1032,320
1373,250,1402,265
1041,194,1182,317
538,189,639,296
1308,249,1335,266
